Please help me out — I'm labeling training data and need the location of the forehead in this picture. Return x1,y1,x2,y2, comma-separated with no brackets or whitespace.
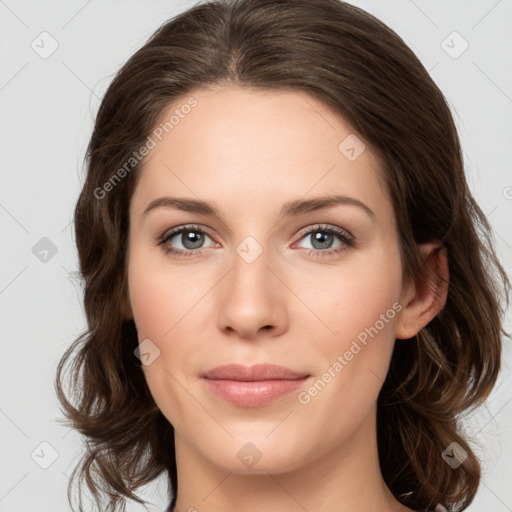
130,86,390,221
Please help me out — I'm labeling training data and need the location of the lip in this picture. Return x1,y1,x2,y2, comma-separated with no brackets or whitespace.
201,364,310,407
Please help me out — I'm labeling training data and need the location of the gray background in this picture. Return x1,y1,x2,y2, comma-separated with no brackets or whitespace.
0,0,511,511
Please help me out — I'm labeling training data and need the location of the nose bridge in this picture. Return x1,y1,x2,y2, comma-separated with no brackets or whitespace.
229,234,274,304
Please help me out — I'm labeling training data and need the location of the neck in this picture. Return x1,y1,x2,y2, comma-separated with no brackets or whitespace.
172,408,413,512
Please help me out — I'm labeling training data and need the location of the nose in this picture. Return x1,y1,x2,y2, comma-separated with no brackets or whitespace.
216,244,288,341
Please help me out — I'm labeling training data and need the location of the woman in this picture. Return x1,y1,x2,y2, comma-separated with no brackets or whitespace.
55,0,510,511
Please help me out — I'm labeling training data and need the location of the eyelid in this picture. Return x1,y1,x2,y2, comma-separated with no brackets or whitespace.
294,223,355,244
160,223,216,242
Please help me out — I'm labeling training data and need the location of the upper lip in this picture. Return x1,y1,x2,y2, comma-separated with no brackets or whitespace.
201,364,309,381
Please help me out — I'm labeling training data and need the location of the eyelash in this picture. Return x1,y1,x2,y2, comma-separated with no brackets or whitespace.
158,223,356,259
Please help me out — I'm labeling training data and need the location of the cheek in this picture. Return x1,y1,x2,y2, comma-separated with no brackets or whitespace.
293,263,402,443
127,244,201,341
127,247,209,383
128,270,173,341
127,253,196,424
295,245,403,350
293,244,403,418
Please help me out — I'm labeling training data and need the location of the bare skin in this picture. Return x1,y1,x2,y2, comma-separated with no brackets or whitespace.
125,86,448,512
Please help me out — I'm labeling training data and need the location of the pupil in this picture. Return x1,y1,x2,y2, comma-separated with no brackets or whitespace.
313,231,332,249
183,231,204,249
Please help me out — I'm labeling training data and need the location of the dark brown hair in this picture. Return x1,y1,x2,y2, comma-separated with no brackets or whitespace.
55,1,510,511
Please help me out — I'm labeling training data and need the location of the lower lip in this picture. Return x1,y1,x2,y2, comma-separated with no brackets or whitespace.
203,378,309,407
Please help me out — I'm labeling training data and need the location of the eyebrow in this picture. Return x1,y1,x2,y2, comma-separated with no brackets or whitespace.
142,194,376,221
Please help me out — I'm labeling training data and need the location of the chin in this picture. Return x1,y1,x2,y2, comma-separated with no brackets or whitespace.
191,430,320,476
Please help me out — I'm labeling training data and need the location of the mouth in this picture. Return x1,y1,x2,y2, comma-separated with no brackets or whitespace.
200,364,311,407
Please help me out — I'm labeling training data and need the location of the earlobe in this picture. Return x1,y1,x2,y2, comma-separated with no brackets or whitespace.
395,242,449,340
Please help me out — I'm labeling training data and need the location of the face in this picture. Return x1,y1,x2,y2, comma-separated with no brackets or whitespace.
127,85,408,475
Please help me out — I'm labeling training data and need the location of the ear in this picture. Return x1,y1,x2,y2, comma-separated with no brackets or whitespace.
395,241,449,340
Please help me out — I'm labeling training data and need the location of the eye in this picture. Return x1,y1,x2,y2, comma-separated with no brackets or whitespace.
159,224,216,258
158,223,356,259
293,224,355,258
